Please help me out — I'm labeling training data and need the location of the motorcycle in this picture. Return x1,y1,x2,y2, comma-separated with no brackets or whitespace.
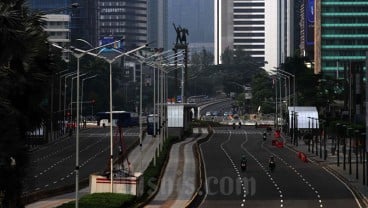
241,160,247,171
263,135,267,141
269,161,275,172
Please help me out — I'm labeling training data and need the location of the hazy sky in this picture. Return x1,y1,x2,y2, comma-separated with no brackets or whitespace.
168,0,214,46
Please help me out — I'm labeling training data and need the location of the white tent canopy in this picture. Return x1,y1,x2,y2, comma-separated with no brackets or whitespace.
288,106,319,129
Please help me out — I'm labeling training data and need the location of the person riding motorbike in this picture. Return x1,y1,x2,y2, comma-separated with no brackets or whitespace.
263,131,267,140
269,156,275,172
232,122,236,129
241,154,247,171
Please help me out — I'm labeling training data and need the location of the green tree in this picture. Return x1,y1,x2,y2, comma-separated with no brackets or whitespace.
281,55,320,106
0,1,57,206
221,47,233,65
250,70,274,113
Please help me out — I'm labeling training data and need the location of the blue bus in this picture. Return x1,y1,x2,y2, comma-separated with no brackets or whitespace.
146,114,160,136
96,111,139,127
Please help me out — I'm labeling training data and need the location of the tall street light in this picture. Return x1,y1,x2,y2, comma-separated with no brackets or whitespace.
277,68,296,143
57,69,70,111
81,75,98,120
77,43,148,192
52,39,123,208
278,69,296,108
63,72,77,128
71,73,88,123
276,73,287,131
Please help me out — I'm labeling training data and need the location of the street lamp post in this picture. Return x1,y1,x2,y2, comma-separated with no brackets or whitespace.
52,39,124,208
125,51,171,172
63,72,77,129
323,120,327,160
295,112,298,146
336,123,341,166
78,43,148,192
308,117,311,152
343,125,347,170
60,72,76,132
319,119,323,159
348,127,353,175
81,75,98,120
316,118,319,156
71,73,87,123
278,69,296,142
362,132,366,185
57,69,70,111
291,111,294,144
355,130,360,179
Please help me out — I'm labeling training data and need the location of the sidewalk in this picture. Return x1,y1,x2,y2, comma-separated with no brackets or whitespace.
145,128,208,208
281,134,368,207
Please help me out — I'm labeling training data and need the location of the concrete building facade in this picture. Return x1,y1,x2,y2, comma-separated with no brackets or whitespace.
215,0,265,65
43,14,71,61
215,0,299,73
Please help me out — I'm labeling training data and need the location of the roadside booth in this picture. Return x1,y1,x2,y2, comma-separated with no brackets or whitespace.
167,103,197,139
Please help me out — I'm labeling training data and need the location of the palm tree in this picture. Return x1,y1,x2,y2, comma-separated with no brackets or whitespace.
0,1,58,207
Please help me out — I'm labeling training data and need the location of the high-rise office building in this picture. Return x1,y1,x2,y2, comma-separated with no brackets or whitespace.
215,0,298,72
28,0,69,11
314,0,368,76
264,0,297,71
28,0,90,44
43,14,71,61
215,0,265,65
148,0,168,49
97,0,147,50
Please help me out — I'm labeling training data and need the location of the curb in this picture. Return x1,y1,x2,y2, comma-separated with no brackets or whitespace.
284,138,368,208
135,138,172,208
323,165,368,208
185,126,213,208
138,133,206,207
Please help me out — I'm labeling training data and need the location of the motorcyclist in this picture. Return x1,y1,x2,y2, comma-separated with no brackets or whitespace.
241,154,247,161
238,121,242,129
269,156,275,171
232,122,236,129
263,131,267,140
241,154,247,171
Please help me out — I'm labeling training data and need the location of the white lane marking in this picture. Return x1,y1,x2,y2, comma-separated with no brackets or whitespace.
322,167,363,208
261,138,324,208
241,132,284,208
195,130,217,208
220,131,248,207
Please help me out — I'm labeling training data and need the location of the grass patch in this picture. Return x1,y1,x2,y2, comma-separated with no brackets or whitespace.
57,193,136,208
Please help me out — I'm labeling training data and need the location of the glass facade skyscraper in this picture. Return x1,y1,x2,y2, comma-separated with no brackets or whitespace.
97,0,147,50
28,0,69,11
315,0,368,75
